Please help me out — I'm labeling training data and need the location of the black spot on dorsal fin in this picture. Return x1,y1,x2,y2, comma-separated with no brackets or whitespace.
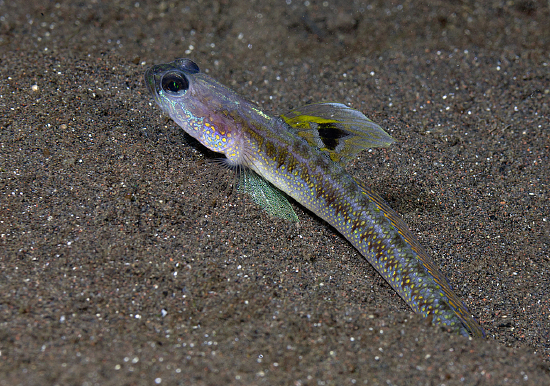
317,122,348,151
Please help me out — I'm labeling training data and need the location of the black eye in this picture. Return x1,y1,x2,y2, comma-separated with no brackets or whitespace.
161,72,189,95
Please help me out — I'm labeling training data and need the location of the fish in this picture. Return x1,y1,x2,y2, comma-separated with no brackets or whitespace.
145,58,485,338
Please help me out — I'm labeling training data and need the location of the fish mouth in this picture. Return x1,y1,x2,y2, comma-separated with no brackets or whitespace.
144,67,158,99
144,62,175,101
144,62,179,114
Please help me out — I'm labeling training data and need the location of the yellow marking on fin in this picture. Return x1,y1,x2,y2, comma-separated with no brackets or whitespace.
282,114,339,128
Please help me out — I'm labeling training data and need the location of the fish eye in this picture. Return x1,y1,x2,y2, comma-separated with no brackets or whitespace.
161,72,189,95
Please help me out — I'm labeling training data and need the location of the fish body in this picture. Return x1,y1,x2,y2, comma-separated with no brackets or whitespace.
145,58,484,338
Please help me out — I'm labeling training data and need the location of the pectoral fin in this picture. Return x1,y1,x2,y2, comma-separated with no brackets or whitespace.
237,168,299,222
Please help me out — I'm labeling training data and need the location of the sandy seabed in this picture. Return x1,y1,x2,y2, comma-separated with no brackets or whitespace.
1,1,549,385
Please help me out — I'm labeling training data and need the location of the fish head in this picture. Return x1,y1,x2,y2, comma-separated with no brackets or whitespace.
145,58,252,165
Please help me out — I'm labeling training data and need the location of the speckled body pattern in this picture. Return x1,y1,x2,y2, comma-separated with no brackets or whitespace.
145,59,484,338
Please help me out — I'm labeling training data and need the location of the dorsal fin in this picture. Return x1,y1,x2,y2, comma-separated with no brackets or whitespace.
280,103,394,165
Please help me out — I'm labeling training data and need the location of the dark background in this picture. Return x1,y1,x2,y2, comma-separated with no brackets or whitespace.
1,0,549,384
